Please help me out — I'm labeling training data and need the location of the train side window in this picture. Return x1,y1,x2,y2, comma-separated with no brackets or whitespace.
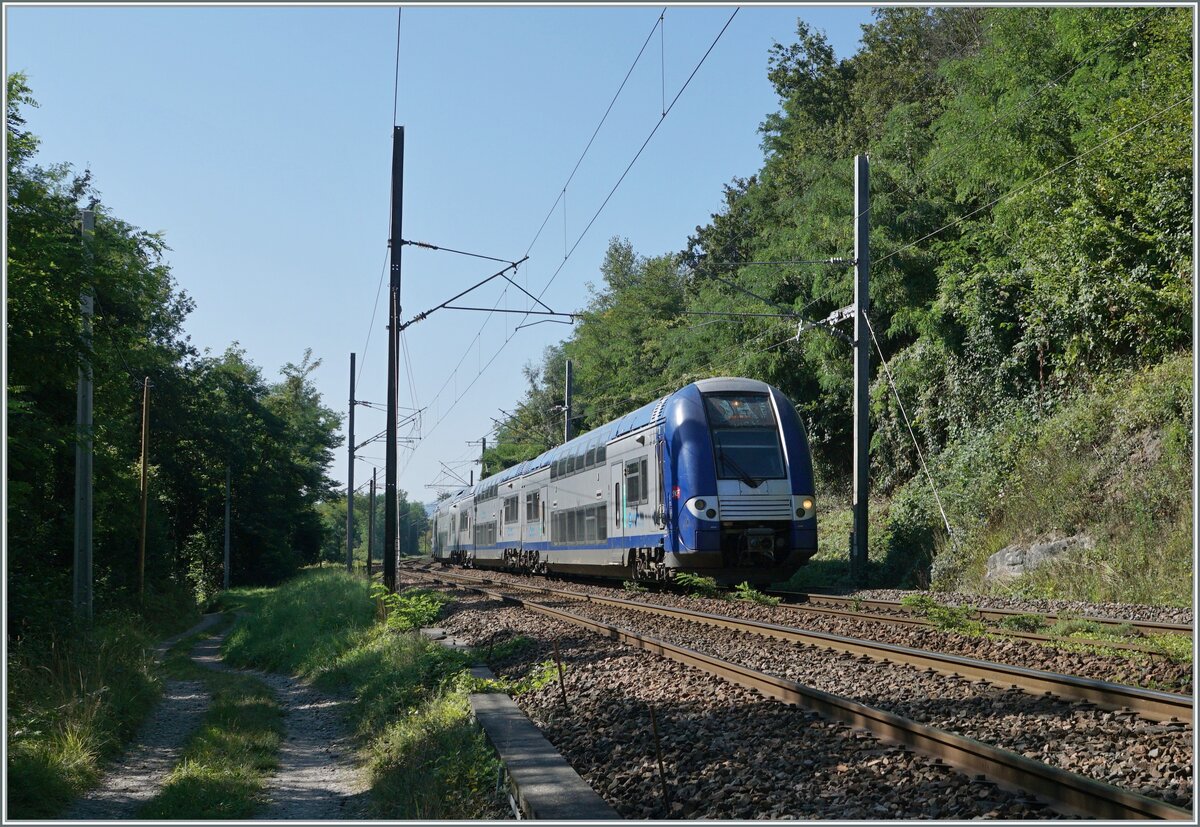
597,506,607,540
584,507,597,541
614,484,620,526
503,496,519,524
597,444,606,463
585,446,596,468
625,460,643,504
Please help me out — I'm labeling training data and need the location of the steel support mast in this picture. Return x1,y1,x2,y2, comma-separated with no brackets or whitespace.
852,154,870,583
384,126,404,591
73,209,95,621
564,359,574,442
347,352,356,572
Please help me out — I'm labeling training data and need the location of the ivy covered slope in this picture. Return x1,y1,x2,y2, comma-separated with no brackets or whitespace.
483,7,1192,602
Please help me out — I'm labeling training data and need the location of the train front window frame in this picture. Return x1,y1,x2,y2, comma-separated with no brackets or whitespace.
703,392,786,482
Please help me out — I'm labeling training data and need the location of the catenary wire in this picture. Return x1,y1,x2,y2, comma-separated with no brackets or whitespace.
404,9,740,471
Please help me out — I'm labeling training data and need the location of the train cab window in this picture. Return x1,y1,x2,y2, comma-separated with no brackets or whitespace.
703,392,786,481
624,458,648,504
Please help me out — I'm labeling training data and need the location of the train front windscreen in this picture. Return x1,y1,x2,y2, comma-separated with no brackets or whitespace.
702,393,786,485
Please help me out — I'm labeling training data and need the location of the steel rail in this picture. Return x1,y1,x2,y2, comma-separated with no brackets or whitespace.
423,569,1192,724
420,572,1192,821
773,591,1194,638
766,599,1177,656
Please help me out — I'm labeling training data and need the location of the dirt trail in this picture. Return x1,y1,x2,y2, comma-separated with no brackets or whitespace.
61,679,211,820
62,614,369,820
191,636,371,819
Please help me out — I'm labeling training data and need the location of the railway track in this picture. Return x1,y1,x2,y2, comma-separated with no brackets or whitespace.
771,591,1195,639
737,595,1180,659
403,566,1192,820
421,569,1191,722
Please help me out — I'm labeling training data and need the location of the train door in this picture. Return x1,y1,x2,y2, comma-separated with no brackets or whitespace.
610,462,625,544
539,486,548,541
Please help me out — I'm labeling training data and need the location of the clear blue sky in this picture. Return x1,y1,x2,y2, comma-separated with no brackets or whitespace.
6,4,874,501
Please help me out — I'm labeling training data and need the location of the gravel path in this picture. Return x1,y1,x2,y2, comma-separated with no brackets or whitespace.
191,632,370,820
62,613,368,821
61,614,223,821
61,680,211,820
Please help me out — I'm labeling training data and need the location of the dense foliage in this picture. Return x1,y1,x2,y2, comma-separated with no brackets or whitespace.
484,8,1192,586
6,72,345,639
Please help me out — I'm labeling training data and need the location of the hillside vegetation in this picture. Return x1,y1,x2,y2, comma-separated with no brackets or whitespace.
483,7,1192,600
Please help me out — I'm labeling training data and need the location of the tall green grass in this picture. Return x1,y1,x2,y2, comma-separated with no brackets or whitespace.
6,615,163,818
221,569,506,818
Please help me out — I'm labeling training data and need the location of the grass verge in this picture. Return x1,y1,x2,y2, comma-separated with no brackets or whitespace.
136,618,283,819
220,569,507,819
5,600,198,819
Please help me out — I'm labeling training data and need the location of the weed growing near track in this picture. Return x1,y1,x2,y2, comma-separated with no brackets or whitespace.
222,569,506,818
899,595,986,636
674,572,721,598
733,582,781,606
371,583,452,631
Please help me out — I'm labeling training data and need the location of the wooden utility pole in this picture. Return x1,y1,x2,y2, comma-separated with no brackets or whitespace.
384,126,404,592
138,377,150,599
851,155,870,584
347,352,356,573
73,209,95,622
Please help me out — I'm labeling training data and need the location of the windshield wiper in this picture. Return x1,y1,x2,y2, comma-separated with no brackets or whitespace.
719,450,762,489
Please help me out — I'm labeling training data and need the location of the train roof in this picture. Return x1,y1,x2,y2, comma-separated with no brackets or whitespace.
440,377,780,508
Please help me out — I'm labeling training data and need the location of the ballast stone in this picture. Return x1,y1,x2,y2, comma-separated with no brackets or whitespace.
984,534,1095,582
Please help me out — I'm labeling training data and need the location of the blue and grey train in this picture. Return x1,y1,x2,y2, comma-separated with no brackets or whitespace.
430,377,817,584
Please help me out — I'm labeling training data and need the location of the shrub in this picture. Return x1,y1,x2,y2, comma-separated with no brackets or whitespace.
998,613,1048,633
732,582,780,606
674,572,720,598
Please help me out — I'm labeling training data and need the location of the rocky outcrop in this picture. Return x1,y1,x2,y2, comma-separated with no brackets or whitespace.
984,534,1095,582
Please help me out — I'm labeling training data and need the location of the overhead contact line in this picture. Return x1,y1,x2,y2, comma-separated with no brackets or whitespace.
408,9,740,466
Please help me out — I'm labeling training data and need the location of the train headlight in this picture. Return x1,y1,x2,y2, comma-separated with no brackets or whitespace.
793,495,816,520
686,497,719,519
